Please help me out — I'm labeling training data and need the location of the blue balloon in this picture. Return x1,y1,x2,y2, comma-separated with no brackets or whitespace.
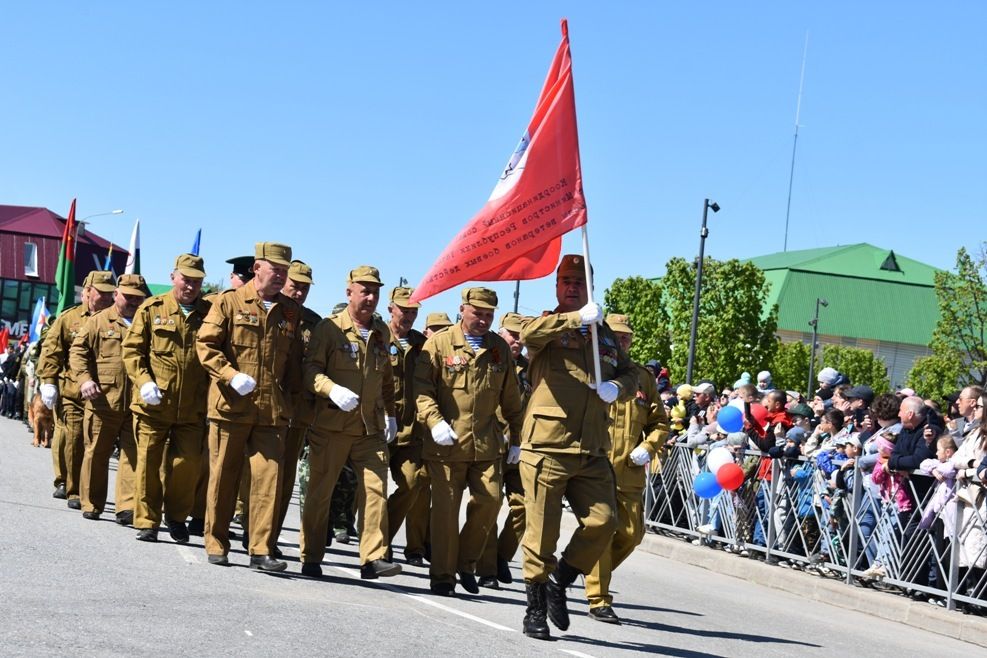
717,405,744,433
694,472,723,499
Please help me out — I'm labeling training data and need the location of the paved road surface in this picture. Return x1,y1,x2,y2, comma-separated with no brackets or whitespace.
0,416,980,657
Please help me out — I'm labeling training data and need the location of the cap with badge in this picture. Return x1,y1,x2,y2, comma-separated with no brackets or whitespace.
117,273,147,297
348,265,383,286
254,242,292,267
500,312,526,333
86,270,116,293
175,253,206,278
557,254,593,278
606,313,632,334
226,256,255,283
390,286,420,309
288,260,313,284
462,287,497,309
425,312,453,330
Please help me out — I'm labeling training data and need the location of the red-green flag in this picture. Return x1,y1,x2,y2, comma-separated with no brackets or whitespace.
55,198,77,316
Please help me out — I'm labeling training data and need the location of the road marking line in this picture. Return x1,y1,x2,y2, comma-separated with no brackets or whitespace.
244,630,253,637
176,545,199,564
560,650,598,658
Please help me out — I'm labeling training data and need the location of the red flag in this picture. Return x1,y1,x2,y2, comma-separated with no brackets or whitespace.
0,327,8,354
410,19,587,303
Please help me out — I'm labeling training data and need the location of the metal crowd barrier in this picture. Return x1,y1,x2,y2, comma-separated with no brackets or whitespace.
644,443,987,612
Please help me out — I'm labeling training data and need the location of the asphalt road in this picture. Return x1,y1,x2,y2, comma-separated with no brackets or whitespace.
1,415,981,657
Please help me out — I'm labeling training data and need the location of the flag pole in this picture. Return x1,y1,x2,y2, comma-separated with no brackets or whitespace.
581,225,603,386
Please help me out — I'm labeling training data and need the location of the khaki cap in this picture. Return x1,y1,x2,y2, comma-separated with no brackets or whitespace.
557,254,593,278
390,287,420,309
117,273,147,297
254,242,292,267
606,313,633,334
174,253,206,278
288,260,314,284
500,312,525,333
348,265,383,286
425,312,453,329
462,287,498,310
87,271,116,293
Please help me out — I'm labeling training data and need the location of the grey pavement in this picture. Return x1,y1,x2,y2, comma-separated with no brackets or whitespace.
1,415,984,657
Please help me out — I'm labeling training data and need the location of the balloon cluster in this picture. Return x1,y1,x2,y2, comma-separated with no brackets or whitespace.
693,446,745,499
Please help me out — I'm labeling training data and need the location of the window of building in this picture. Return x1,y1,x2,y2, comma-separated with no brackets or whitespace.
24,242,39,278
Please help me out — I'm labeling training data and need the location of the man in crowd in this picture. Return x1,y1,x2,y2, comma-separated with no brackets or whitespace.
38,271,115,507
299,265,400,580
196,243,302,571
384,286,430,567
477,311,532,589
424,312,453,337
584,314,669,624
518,254,635,640
949,385,983,447
69,273,147,524
415,287,523,596
123,255,211,543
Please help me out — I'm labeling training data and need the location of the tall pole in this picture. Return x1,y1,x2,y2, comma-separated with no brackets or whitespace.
686,199,715,384
513,280,520,313
783,32,809,252
807,296,826,396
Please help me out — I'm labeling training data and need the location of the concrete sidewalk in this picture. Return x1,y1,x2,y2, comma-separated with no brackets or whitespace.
635,528,987,648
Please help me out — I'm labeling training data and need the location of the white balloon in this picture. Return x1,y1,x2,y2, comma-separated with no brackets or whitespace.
706,447,734,474
728,397,745,412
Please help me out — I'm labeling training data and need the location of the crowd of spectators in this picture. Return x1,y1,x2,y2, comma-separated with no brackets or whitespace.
642,361,987,613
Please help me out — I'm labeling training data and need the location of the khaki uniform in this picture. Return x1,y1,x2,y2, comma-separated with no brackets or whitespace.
385,328,430,558
585,363,669,608
478,355,531,576
273,304,323,540
37,304,90,499
415,324,523,586
196,285,303,557
300,310,395,566
122,292,212,529
519,312,636,582
69,308,138,515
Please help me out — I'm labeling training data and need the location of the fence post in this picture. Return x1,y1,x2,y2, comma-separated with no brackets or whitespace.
766,456,780,563
947,498,962,611
846,461,862,585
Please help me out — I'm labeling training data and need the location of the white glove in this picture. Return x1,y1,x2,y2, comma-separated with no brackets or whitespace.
431,420,458,446
328,384,360,412
597,380,619,404
40,384,58,409
629,445,651,466
507,445,522,465
230,372,257,396
385,415,398,443
140,381,163,406
578,302,603,325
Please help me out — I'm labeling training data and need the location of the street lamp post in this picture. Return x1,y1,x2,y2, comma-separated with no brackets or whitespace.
685,198,720,384
75,209,124,240
806,297,829,396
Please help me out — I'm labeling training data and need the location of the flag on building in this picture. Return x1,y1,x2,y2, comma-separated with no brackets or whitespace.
125,219,140,274
54,198,77,316
29,297,50,343
103,244,114,271
410,19,587,303
191,229,201,256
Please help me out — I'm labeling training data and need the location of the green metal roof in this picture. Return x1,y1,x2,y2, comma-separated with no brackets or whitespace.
750,244,941,346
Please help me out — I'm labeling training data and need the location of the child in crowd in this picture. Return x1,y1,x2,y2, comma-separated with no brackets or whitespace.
871,433,914,518
919,436,958,532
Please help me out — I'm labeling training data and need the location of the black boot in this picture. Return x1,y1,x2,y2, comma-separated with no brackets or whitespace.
523,582,551,640
546,559,579,631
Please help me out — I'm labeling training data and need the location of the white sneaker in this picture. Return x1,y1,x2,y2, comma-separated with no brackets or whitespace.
697,524,714,535
861,563,887,580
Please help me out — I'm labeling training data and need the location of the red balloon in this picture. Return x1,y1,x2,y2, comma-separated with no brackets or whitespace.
715,463,744,491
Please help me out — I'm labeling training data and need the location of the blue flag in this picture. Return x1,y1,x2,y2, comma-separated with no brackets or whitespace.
30,296,50,342
191,229,201,256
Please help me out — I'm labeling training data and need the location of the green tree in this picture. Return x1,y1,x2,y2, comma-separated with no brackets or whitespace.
201,279,225,295
821,344,891,394
906,352,966,403
603,276,670,365
769,339,815,394
605,257,778,388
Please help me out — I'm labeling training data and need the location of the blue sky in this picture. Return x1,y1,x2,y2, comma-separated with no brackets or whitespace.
3,2,984,320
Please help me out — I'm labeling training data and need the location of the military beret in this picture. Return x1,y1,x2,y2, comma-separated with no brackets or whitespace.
390,286,420,309
499,312,525,333
425,312,453,329
462,287,497,309
288,260,313,284
348,265,383,286
254,242,292,267
117,273,147,297
87,271,116,293
174,253,206,278
606,313,632,334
